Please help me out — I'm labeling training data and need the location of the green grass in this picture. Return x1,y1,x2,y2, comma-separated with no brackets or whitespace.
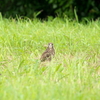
0,16,100,100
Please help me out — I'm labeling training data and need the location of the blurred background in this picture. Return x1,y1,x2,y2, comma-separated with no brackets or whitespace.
0,0,100,20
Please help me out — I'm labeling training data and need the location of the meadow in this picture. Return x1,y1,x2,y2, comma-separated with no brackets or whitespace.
0,16,100,100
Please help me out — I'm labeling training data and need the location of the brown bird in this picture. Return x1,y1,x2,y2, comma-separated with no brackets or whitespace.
40,43,55,62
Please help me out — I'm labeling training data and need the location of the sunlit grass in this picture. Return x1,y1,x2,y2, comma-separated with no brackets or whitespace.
0,16,100,100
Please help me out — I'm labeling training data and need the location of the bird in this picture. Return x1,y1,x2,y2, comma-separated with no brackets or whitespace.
40,43,55,62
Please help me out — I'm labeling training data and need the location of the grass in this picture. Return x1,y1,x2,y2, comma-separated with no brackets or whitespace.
0,16,100,100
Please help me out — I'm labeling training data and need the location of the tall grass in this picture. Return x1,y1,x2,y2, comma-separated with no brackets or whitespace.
0,16,100,100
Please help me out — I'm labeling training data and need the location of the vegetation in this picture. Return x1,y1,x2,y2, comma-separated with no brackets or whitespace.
0,0,100,20
0,16,100,100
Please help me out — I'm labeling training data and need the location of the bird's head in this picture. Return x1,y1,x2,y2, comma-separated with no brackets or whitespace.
48,43,54,49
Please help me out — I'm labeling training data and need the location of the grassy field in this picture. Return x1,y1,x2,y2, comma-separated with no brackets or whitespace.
0,16,100,100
